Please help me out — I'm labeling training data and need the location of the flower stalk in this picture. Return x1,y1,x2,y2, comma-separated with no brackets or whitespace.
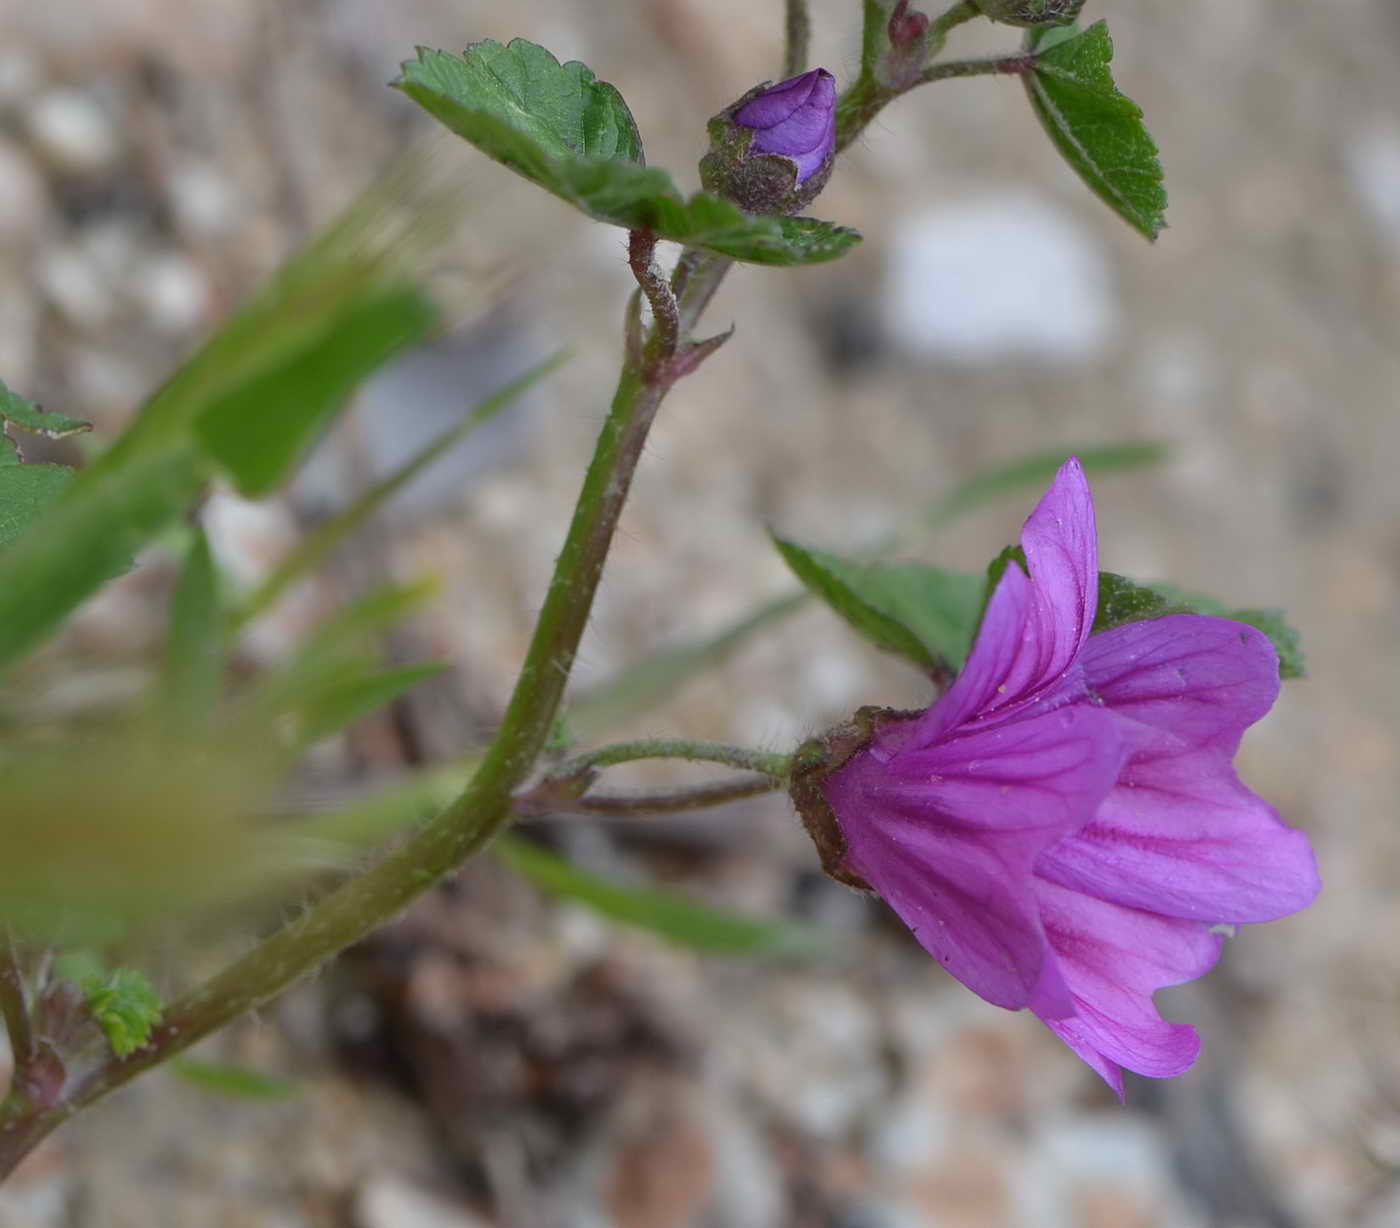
0,230,722,1178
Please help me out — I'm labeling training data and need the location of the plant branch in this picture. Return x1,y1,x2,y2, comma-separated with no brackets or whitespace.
836,1,1011,153
921,51,1036,85
784,0,811,77
560,738,791,780
535,774,783,817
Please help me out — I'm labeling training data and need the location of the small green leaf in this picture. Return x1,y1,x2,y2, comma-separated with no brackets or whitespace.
296,662,449,745
161,528,223,730
171,1059,299,1100
1025,21,1166,240
773,535,983,674
495,836,820,958
194,287,438,496
1093,572,1305,679
395,42,860,267
78,968,162,1058
0,379,91,438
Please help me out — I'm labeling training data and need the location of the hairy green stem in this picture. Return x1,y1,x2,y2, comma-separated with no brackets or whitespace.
0,234,702,1179
562,738,791,780
784,0,812,77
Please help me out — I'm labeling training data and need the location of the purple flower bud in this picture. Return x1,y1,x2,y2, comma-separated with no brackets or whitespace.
699,68,838,215
731,68,837,186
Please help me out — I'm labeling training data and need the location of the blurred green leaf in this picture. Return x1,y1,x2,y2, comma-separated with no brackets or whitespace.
922,443,1167,529
161,528,223,732
0,434,73,551
76,968,162,1059
236,352,566,626
296,662,449,746
0,729,293,942
1093,572,1305,679
0,379,91,438
0,445,206,669
171,1059,299,1101
194,286,437,496
1025,21,1166,240
570,592,807,739
495,836,821,957
396,43,860,267
0,167,448,672
773,535,982,674
233,579,440,748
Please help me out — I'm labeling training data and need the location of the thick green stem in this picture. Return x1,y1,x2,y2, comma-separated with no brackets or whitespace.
784,0,812,77
0,237,698,1180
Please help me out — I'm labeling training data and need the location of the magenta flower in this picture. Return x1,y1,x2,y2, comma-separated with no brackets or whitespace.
732,68,837,185
819,458,1319,1093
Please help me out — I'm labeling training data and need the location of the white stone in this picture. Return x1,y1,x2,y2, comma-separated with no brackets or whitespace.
354,1174,487,1228
1346,126,1400,237
37,244,111,330
25,88,119,175
133,252,209,333
883,190,1118,365
167,159,238,238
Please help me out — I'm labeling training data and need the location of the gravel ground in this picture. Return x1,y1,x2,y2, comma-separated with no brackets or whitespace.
0,1,1396,1225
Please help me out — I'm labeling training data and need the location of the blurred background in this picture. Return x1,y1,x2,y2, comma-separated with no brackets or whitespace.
0,0,1397,1224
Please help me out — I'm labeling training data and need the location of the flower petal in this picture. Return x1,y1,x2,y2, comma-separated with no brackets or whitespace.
1033,877,1222,1095
1039,613,1321,922
1082,614,1280,756
826,702,1126,1014
1034,743,1321,923
913,457,1096,745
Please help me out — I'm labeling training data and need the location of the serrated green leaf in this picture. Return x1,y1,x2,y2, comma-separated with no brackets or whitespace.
235,352,566,627
395,43,860,267
297,662,449,746
774,535,983,675
495,836,820,958
161,528,223,731
1025,21,1166,240
78,968,162,1058
402,40,644,165
1093,572,1305,679
0,379,91,438
172,1059,299,1100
